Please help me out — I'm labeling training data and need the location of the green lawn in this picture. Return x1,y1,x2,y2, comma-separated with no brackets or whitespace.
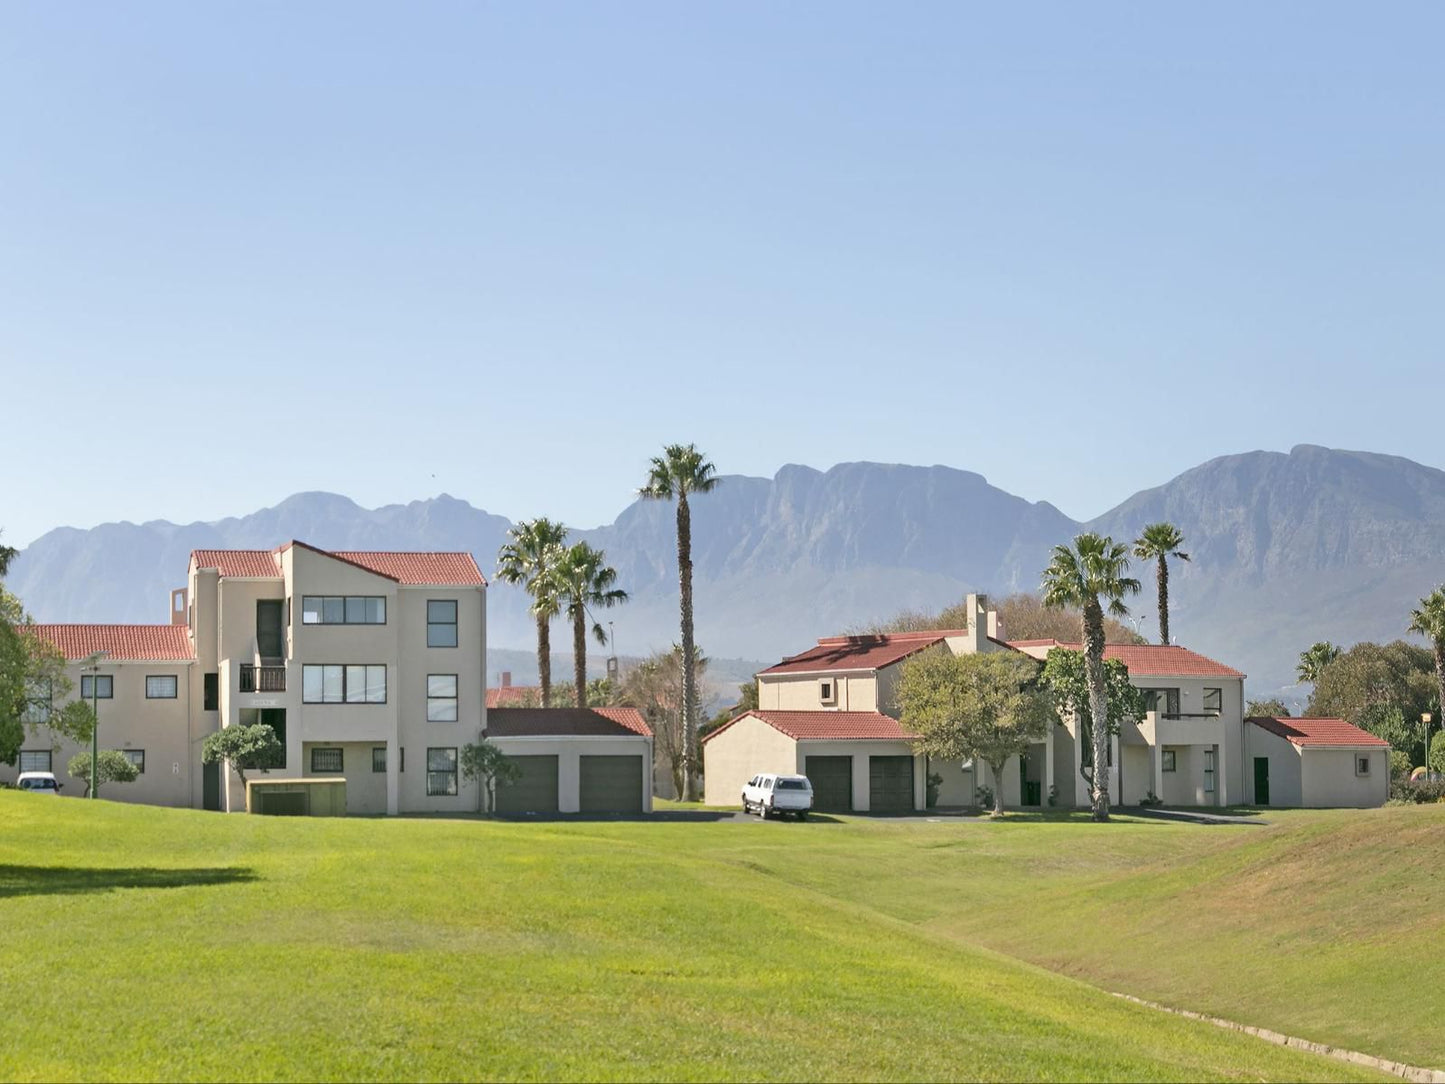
0,795,1415,1082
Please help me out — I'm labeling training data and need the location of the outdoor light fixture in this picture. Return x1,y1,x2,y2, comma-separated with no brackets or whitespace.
81,650,109,799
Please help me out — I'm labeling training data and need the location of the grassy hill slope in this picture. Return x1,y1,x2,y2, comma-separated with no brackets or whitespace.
0,795,1385,1083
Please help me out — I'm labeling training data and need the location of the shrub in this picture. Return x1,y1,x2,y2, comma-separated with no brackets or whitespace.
1389,749,1412,780
975,784,994,811
1138,791,1163,808
1389,778,1445,804
925,772,943,808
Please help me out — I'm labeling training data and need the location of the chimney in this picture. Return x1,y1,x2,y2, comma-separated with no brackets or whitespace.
500,671,512,688
170,588,188,626
987,607,999,642
965,593,986,653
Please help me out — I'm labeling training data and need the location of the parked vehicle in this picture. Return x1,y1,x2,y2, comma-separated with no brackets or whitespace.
741,773,813,819
16,772,62,794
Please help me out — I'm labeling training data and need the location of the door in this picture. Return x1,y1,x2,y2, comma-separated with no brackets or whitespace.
1254,757,1270,806
496,755,559,813
203,760,221,811
805,756,853,812
869,755,915,813
256,600,284,660
579,755,644,813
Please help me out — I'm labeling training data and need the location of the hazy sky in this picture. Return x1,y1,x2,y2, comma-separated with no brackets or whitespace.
3,2,1443,548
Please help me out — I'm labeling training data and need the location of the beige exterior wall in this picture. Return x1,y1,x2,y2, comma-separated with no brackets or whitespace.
757,671,877,712
298,741,389,814
928,755,974,807
1299,748,1389,808
795,739,926,812
703,714,798,806
1243,726,1304,806
491,735,653,813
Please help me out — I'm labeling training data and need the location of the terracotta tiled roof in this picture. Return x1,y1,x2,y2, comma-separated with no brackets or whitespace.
191,550,280,577
1247,717,1389,748
759,631,955,676
1007,639,1245,679
25,625,195,662
486,685,541,708
486,707,651,738
703,710,915,744
191,543,485,586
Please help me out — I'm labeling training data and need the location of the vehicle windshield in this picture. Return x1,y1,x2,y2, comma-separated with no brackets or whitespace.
22,779,57,790
776,779,809,790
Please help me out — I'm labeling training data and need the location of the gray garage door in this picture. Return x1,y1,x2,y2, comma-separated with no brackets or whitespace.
496,755,559,813
579,755,644,813
869,756,914,813
805,756,853,812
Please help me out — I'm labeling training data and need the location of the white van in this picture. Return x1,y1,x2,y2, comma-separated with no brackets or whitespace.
741,773,813,819
16,771,62,795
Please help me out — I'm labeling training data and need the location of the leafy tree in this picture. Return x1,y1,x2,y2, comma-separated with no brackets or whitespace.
460,739,522,813
496,518,570,707
1296,641,1341,684
553,541,628,708
619,644,709,799
1306,640,1438,764
0,587,86,765
547,677,617,709
1245,698,1292,718
1039,649,1147,786
66,749,139,797
898,650,1054,818
852,592,1145,644
1390,748,1412,780
201,724,282,786
0,531,15,576
1133,523,1189,645
639,443,718,801
734,679,759,714
1040,533,1140,821
1430,731,1445,774
1407,588,1445,746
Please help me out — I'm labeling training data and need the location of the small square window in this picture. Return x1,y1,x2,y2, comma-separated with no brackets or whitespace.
818,679,835,704
80,674,113,699
121,749,145,774
146,675,178,699
18,750,52,773
311,747,344,773
1161,750,1176,773
1202,687,1222,714
1356,756,1371,776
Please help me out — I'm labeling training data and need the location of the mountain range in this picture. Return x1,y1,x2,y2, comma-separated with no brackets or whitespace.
9,444,1445,701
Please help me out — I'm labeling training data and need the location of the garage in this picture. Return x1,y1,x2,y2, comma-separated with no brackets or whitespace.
496,754,559,813
869,755,914,813
805,755,853,812
579,755,644,813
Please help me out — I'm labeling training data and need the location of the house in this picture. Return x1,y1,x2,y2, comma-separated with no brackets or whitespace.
486,671,542,708
1243,716,1390,807
484,707,653,813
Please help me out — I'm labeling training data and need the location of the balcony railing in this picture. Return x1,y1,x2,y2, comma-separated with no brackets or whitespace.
239,664,286,693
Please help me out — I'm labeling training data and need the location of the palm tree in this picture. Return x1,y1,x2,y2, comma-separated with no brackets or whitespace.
554,541,629,708
640,443,719,801
1295,641,1340,685
1408,590,1445,738
1040,533,1141,821
495,518,569,707
1132,523,1189,645
0,530,15,577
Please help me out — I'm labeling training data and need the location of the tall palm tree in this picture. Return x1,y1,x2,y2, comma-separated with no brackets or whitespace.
554,541,629,708
640,443,718,801
0,531,16,577
1408,589,1445,738
495,518,569,707
1040,533,1140,821
1132,523,1189,645
1295,641,1340,684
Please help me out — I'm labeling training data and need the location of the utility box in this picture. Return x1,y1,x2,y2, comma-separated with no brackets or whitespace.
246,777,347,816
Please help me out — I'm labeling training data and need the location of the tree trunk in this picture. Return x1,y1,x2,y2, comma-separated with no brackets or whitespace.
677,493,698,801
1156,555,1170,645
987,759,1007,818
1084,599,1110,822
537,613,552,708
573,608,588,708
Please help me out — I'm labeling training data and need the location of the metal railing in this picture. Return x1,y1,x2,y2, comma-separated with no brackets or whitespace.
239,664,286,693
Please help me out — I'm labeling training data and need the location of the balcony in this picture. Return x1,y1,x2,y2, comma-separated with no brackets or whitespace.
239,664,286,693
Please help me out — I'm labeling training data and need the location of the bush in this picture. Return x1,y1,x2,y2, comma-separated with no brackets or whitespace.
1138,791,1163,808
1390,749,1412,780
925,772,942,808
1389,778,1445,804
975,784,994,811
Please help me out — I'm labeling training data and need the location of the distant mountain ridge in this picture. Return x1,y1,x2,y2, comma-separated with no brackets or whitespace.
9,445,1445,699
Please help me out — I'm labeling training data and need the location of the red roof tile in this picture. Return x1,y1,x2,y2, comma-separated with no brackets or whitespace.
191,550,280,577
1247,717,1389,748
703,710,915,744
486,685,541,708
759,632,951,676
595,707,651,737
191,543,485,586
486,707,651,739
1008,639,1245,679
25,625,195,662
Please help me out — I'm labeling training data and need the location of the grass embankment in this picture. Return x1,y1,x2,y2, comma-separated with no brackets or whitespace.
0,795,1388,1083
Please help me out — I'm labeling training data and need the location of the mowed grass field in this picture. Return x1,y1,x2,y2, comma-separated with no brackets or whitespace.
0,797,1426,1082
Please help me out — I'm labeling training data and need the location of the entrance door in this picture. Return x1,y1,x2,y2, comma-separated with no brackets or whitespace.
1254,757,1270,806
805,756,853,812
256,600,284,660
869,755,915,813
203,760,221,811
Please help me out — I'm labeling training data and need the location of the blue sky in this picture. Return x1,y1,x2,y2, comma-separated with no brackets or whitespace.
3,2,1443,548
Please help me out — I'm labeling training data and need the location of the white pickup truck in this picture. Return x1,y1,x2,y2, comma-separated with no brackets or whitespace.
741,773,813,819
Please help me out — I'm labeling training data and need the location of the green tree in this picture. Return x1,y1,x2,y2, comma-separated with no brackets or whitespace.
851,592,1145,645
1407,588,1445,747
0,589,86,766
898,650,1054,818
460,739,522,813
1390,748,1412,780
66,749,139,797
1296,641,1341,684
620,644,708,799
639,443,718,801
1133,523,1189,645
0,531,15,576
1038,649,1147,788
496,518,570,708
1306,640,1437,764
1245,697,1292,718
1429,731,1445,774
201,724,283,787
1040,533,1140,821
553,541,628,709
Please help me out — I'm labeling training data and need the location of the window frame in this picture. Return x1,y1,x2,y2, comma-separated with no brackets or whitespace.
1201,687,1223,714
1356,755,1371,776
145,675,179,700
427,600,459,648
21,679,52,724
300,595,387,626
1161,749,1177,773
18,749,52,773
372,747,387,773
120,749,145,774
80,674,114,700
310,747,345,774
302,664,387,704
427,674,459,722
426,747,458,796
818,678,836,704
1203,748,1216,794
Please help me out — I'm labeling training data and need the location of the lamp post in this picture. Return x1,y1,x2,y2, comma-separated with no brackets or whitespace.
81,650,109,799
1424,712,1435,778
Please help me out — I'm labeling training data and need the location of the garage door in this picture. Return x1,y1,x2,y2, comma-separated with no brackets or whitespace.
869,756,914,813
580,755,644,813
805,756,853,812
496,755,559,813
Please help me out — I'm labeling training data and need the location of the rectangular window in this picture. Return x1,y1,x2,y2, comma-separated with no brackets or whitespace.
80,674,113,699
1356,756,1371,776
304,664,384,703
121,749,145,774
1161,750,1176,773
1202,687,1222,714
203,673,219,711
427,600,458,648
311,747,344,773
818,679,835,704
427,674,458,722
145,675,178,699
18,750,51,773
1142,688,1180,716
372,747,387,773
426,747,458,796
21,679,52,724
301,596,386,625
1204,748,1216,794
344,665,387,704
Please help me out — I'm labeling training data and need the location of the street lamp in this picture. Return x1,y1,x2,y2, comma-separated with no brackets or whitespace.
1424,712,1435,778
81,650,109,799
